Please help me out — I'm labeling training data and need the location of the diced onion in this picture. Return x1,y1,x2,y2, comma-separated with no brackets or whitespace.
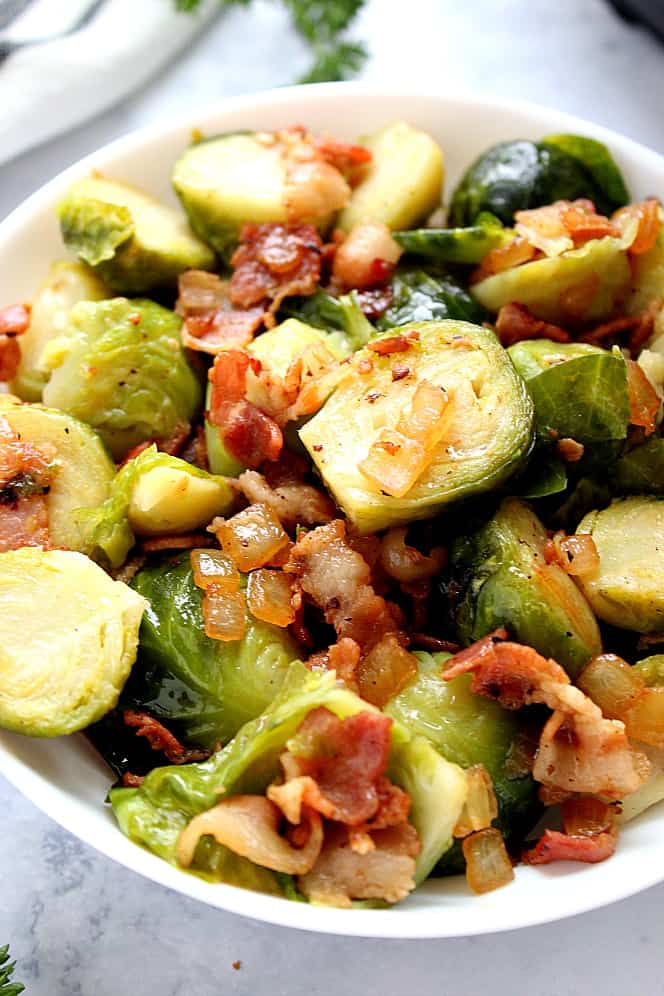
176,795,323,874
396,380,454,451
379,527,446,583
332,220,402,291
578,654,645,718
453,765,499,838
191,548,240,592
246,569,296,627
624,688,664,748
202,586,246,642
614,199,662,255
213,502,291,571
462,828,514,895
176,270,227,316
358,430,430,498
356,633,418,707
471,236,536,283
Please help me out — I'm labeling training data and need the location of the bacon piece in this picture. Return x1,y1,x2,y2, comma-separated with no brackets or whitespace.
494,302,571,347
312,135,372,179
471,236,537,284
140,533,214,553
0,414,55,550
614,198,662,255
331,221,401,292
298,822,420,907
208,351,283,467
305,637,361,689
560,201,618,245
0,494,50,551
0,303,30,336
627,358,659,436
522,827,617,865
121,772,144,788
556,437,585,462
443,637,648,799
176,270,265,353
580,304,658,352
0,336,20,381
284,519,402,650
230,223,323,320
367,334,414,355
123,710,209,764
236,469,335,529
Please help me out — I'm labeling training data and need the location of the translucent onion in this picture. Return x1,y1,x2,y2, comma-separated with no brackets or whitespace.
202,585,246,642
246,569,296,627
191,548,240,593
578,654,645,718
176,270,227,316
453,765,499,838
614,198,662,255
380,527,446,583
214,502,291,571
551,532,600,577
358,430,430,498
332,220,402,291
176,795,324,874
462,828,514,895
624,689,664,748
396,380,455,451
356,633,418,707
515,203,573,257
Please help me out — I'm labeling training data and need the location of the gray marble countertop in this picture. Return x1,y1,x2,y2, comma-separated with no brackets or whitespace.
2,1,664,993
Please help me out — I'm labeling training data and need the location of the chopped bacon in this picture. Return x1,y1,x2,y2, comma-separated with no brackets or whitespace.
0,303,30,336
614,198,662,255
176,270,265,353
120,772,144,788
471,236,537,284
515,199,617,256
236,469,335,530
556,437,585,462
494,302,571,347
0,336,20,381
230,223,323,321
367,334,415,355
305,637,361,689
443,637,648,799
208,351,283,467
140,533,214,552
122,710,209,764
331,221,401,292
560,201,618,244
312,135,372,179
119,424,190,467
0,494,50,551
579,303,658,352
627,358,660,435
298,822,420,906
284,519,402,651
522,827,617,865
0,414,55,550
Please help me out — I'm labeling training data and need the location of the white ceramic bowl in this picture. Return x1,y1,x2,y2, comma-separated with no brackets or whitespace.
1,84,664,939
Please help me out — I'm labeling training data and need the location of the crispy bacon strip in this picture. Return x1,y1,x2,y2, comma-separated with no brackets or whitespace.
230,223,323,323
522,827,617,865
443,637,648,799
122,710,209,764
236,468,335,529
579,303,658,352
177,271,265,352
208,351,283,467
0,414,55,551
305,637,361,689
494,302,571,347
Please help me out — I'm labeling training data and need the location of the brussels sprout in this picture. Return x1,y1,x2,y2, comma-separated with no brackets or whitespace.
58,176,215,294
279,290,374,350
203,379,246,478
626,224,664,314
0,548,146,736
515,454,567,500
386,652,540,846
249,317,352,371
613,439,664,495
111,663,467,890
42,298,203,460
124,553,301,748
376,270,488,330
10,261,110,402
453,498,602,676
471,234,632,323
449,137,627,227
300,320,534,533
634,655,664,687
508,340,630,446
393,214,512,265
337,122,444,233
576,497,664,632
0,395,115,554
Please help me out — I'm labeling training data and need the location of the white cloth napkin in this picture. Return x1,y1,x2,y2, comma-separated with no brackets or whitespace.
0,0,221,166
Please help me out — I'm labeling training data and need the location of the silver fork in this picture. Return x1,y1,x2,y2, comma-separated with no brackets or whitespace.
0,0,107,65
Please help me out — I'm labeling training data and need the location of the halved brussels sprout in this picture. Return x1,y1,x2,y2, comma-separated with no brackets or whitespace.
0,548,146,736
508,339,630,446
300,320,534,533
124,553,301,749
386,651,540,847
58,176,215,294
10,261,110,402
449,137,627,227
111,663,467,891
337,122,444,232
576,497,664,632
0,395,115,554
375,270,488,330
278,290,374,350
393,214,511,265
453,498,602,676
471,234,632,323
42,298,203,460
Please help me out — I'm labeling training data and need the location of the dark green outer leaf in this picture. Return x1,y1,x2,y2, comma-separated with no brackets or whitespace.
393,219,509,264
516,455,567,499
542,133,630,209
613,438,664,495
376,269,487,329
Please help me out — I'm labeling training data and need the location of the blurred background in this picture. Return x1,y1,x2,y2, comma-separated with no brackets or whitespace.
1,2,664,994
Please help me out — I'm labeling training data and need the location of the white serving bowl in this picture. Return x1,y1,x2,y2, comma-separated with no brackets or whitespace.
1,84,663,939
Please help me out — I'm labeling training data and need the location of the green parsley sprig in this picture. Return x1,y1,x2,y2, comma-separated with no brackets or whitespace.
0,946,25,996
175,0,368,82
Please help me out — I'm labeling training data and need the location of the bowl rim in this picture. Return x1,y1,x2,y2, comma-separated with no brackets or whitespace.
2,81,664,939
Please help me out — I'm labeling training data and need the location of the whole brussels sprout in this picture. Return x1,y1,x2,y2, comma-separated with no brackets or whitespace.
42,298,203,460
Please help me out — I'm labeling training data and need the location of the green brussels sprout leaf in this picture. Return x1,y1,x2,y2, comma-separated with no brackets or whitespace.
376,270,487,330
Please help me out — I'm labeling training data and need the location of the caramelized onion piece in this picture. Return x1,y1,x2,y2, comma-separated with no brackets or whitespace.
202,586,246,642
356,633,418,707
471,236,536,283
578,654,645,718
560,796,615,837
191,548,240,592
462,828,514,894
453,765,499,838
332,220,402,291
614,198,662,255
176,795,323,874
246,568,295,627
627,359,659,436
213,502,291,571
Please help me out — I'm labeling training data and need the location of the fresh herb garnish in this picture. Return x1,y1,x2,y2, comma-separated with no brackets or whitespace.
175,0,367,82
0,946,25,996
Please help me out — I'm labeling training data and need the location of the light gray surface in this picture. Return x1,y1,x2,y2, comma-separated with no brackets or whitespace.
2,1,664,993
